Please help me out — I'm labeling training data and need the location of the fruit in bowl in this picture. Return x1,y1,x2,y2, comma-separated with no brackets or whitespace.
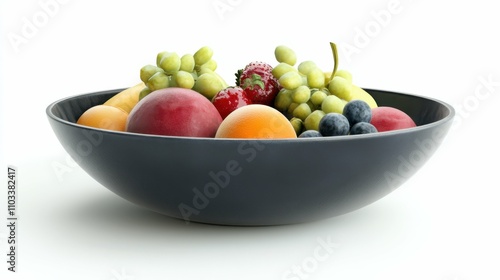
370,106,417,132
126,87,222,138
75,43,418,139
46,43,455,225
47,87,454,225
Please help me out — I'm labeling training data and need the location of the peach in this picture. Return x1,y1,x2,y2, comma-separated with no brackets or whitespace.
370,106,416,132
126,88,222,137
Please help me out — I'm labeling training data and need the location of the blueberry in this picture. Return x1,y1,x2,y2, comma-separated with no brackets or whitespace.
350,122,378,135
342,100,372,126
318,113,350,136
298,130,323,138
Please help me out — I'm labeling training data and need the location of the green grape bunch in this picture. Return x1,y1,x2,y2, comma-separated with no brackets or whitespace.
138,46,228,100
271,43,377,135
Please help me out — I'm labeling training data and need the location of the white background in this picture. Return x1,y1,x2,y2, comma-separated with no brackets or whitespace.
1,0,499,279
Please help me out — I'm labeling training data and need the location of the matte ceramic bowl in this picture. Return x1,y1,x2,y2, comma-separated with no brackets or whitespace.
47,88,454,226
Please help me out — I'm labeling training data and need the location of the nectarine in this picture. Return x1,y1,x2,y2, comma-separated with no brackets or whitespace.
370,106,416,132
126,88,222,137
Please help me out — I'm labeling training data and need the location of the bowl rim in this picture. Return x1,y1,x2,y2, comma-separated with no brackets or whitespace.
46,87,456,143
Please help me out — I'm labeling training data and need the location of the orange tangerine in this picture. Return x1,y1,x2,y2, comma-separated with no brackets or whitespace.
77,105,128,132
215,104,297,139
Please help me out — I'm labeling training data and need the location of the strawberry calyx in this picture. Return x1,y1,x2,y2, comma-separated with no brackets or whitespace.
235,69,243,86
241,73,265,91
235,61,280,106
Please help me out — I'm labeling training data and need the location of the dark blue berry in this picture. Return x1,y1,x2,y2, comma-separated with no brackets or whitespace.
298,130,323,138
350,122,378,135
318,113,350,136
343,100,372,126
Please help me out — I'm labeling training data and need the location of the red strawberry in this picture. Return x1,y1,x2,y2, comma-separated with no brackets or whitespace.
212,86,252,119
236,61,281,106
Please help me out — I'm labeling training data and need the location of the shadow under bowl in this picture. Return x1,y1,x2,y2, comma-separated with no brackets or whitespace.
47,88,454,226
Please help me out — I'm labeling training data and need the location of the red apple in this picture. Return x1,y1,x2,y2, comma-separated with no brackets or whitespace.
126,88,222,137
370,106,416,132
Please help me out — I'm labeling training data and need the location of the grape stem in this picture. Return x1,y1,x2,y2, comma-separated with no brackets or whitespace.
329,42,339,81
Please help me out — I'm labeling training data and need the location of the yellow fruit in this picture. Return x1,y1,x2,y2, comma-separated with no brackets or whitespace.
351,85,378,109
103,82,145,113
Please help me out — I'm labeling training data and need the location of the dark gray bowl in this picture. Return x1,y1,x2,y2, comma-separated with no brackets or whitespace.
46,88,454,226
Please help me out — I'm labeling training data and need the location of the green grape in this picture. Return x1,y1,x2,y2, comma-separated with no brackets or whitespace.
298,60,317,75
293,103,312,121
301,75,308,86
200,59,217,71
197,67,227,88
321,95,345,114
334,69,353,83
304,110,326,131
328,76,352,100
194,46,213,66
174,70,195,89
159,52,181,75
279,71,303,90
272,62,296,79
168,75,178,88
140,64,163,84
274,88,293,112
287,102,300,115
307,100,316,111
139,86,152,100
193,72,224,99
156,51,169,67
289,117,303,135
180,54,195,72
292,85,311,104
197,66,214,75
310,89,328,107
275,45,297,66
147,71,169,91
191,71,199,80
307,67,326,89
